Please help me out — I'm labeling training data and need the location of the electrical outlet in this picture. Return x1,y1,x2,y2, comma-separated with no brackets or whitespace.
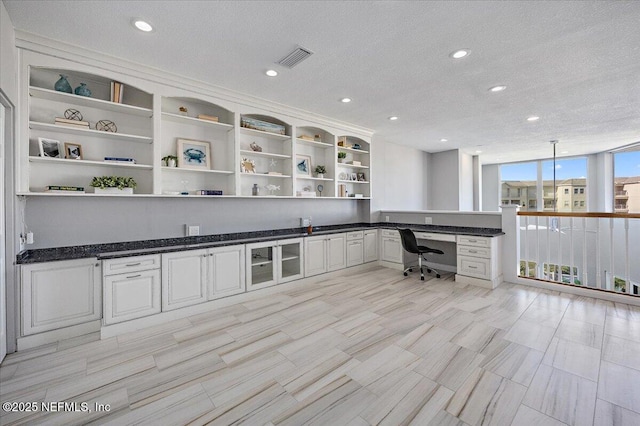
385,216,390,222
425,217,433,224
186,225,200,236
27,232,34,244
301,217,310,227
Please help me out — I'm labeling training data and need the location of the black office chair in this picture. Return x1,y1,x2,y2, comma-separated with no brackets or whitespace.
397,228,444,280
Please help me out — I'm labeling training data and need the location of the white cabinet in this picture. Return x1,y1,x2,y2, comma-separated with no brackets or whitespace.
305,235,328,277
21,258,101,335
162,249,208,311
346,231,364,267
246,238,303,291
455,235,503,289
208,245,246,300
103,254,161,324
380,229,403,264
364,229,378,263
327,233,347,271
336,136,371,199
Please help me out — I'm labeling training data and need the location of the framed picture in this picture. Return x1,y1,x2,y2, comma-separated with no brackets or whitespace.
38,137,62,158
296,154,312,176
357,172,366,182
177,138,211,170
350,172,357,181
64,142,83,160
241,157,256,173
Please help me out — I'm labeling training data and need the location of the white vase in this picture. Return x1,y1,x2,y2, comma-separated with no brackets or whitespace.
317,173,324,179
94,187,134,195
168,159,177,167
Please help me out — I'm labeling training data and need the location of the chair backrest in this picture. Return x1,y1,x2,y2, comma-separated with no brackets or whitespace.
397,228,420,254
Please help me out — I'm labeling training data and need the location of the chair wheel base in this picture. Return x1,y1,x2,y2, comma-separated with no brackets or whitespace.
421,276,425,281
436,274,441,278
403,272,408,276
427,268,432,273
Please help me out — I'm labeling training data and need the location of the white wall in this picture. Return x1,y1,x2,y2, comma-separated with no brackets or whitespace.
589,152,613,212
427,150,459,210
482,164,500,211
459,151,474,211
0,2,17,103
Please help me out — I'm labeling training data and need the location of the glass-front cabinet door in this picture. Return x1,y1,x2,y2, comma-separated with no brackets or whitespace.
246,241,277,291
278,238,303,283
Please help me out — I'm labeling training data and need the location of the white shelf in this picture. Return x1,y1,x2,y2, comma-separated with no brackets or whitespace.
296,176,333,181
338,146,369,154
241,173,291,178
29,121,153,144
337,163,369,169
161,112,234,131
239,150,291,159
296,138,333,148
240,127,290,141
29,87,153,117
16,192,370,199
161,166,233,175
281,255,300,262
338,179,370,184
29,156,153,169
251,259,273,267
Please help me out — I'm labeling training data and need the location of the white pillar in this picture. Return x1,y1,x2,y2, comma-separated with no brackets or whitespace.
501,205,520,283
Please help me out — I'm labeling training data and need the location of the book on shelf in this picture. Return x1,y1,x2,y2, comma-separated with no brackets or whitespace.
197,190,223,196
54,117,89,128
197,114,219,122
338,184,347,197
349,193,364,198
110,81,124,103
45,185,85,193
266,171,282,175
298,135,315,141
104,157,136,164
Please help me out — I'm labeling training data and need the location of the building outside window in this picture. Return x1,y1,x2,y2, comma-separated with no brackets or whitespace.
614,150,640,213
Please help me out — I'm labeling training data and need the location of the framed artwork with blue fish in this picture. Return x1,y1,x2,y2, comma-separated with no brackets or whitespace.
177,138,211,170
296,154,311,176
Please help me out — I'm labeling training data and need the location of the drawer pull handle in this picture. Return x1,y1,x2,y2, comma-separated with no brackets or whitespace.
125,262,142,267
468,266,478,269
126,274,142,279
468,239,477,243
468,250,477,253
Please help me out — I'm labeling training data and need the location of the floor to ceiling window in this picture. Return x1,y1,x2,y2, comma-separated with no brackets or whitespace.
613,149,640,213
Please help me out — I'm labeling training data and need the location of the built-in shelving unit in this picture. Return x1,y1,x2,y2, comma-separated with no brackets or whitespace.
337,135,371,198
20,60,372,199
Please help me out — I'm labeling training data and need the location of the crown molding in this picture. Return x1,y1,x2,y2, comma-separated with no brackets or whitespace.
15,30,374,138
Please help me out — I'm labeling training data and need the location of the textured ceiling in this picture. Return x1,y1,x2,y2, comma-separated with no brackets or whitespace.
4,0,640,164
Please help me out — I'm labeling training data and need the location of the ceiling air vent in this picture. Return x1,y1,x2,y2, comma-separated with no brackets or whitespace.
277,46,314,68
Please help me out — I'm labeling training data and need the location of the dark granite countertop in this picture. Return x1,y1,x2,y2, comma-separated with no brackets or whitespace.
16,222,504,264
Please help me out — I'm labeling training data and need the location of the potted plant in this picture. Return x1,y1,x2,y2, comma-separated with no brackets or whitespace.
162,155,178,167
338,152,346,163
90,176,137,194
315,165,326,178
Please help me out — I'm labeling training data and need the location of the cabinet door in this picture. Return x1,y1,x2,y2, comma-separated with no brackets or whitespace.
104,269,161,324
22,258,101,335
246,241,278,291
279,238,303,283
305,236,327,277
161,250,208,311
381,237,403,264
364,230,378,263
327,234,347,271
347,240,364,267
209,245,246,300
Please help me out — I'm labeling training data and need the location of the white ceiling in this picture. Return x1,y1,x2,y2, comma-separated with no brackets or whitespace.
4,0,640,164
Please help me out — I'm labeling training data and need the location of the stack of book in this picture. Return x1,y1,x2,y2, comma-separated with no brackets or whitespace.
198,190,223,196
338,184,347,197
45,185,85,193
110,81,124,103
104,157,136,164
54,117,90,129
197,114,219,122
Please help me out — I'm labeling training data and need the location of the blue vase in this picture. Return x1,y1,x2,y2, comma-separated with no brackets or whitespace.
74,83,91,97
54,74,72,93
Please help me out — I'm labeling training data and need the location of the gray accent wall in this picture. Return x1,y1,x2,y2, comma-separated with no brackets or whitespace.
482,164,500,211
25,197,370,249
427,150,460,210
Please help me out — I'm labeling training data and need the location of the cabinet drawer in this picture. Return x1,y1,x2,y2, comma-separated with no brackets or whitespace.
103,254,160,276
457,256,490,279
381,229,398,238
457,236,490,248
346,231,364,241
457,245,491,259
415,232,456,243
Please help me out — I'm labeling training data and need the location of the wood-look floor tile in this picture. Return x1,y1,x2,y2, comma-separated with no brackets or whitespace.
279,299,334,322
413,342,485,391
30,388,129,426
451,322,505,353
173,314,239,342
607,303,640,322
429,308,477,334
543,338,601,381
377,310,431,334
597,361,640,414
0,358,87,398
154,332,233,370
530,292,573,313
330,311,382,337
481,341,544,386
279,313,339,340
116,318,192,345
602,334,640,371
422,409,469,426
408,384,455,425
220,331,291,365
277,328,347,366
447,368,526,426
511,404,568,426
0,388,47,425
225,313,290,340
604,315,640,343
555,317,604,349
524,364,597,426
347,345,420,387
520,306,566,328
335,324,398,361
564,298,609,327
0,342,58,366
186,303,248,325
593,398,640,426
504,319,556,352
397,323,455,357
88,333,178,374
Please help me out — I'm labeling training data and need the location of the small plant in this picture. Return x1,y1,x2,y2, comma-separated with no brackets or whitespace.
315,165,326,174
338,152,347,159
162,155,178,166
90,176,137,190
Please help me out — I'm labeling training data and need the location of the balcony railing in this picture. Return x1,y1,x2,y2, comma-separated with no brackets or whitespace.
615,191,629,198
517,211,640,296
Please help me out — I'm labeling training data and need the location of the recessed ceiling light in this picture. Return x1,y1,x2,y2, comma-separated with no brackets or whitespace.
388,116,398,121
340,98,352,103
475,150,482,154
527,116,540,122
450,49,470,59
132,19,153,32
561,151,569,154
440,138,448,142
265,70,278,77
489,85,507,92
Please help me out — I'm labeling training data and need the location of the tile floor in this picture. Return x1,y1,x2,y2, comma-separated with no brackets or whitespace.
1,266,640,425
